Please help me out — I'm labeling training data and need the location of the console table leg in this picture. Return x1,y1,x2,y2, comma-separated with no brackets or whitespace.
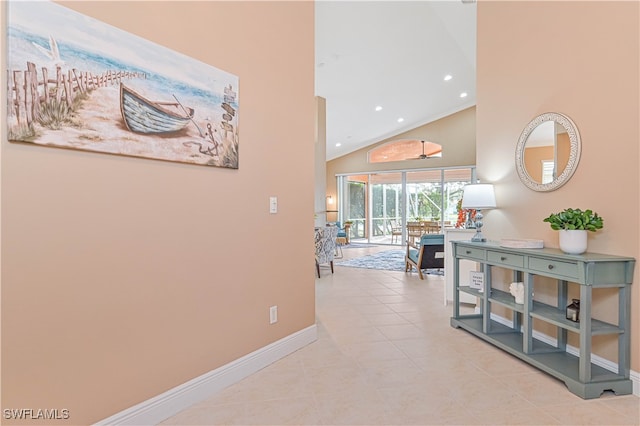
557,280,568,351
579,285,592,382
523,272,534,353
619,285,630,378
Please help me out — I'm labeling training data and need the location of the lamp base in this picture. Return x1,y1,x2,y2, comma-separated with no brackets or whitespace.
471,231,486,242
470,210,486,242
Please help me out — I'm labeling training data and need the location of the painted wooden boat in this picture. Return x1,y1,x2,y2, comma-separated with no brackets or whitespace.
120,83,194,134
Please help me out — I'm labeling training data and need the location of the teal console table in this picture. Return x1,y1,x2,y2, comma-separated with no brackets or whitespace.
450,240,635,399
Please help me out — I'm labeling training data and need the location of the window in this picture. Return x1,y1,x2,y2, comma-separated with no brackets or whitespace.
368,139,442,163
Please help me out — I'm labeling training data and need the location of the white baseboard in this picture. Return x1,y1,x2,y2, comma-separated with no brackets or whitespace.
490,313,639,397
94,324,317,426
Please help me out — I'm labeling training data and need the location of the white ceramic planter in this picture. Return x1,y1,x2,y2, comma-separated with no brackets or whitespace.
559,230,588,255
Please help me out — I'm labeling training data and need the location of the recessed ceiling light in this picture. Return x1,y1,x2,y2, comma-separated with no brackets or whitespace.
397,118,404,123
460,92,468,98
375,105,383,111
444,74,453,81
336,143,342,147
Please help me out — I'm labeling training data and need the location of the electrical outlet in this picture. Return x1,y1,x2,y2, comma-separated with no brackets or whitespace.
269,306,278,324
269,196,277,214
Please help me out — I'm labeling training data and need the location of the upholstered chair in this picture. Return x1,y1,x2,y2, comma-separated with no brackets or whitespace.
315,225,339,278
405,234,445,279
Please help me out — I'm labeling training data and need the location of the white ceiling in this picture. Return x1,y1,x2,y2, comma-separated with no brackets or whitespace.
315,1,477,160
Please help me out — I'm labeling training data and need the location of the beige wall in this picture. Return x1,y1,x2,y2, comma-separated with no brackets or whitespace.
1,1,315,424
325,106,476,208
477,1,639,371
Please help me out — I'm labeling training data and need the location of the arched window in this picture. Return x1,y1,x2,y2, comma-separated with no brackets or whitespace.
368,139,442,163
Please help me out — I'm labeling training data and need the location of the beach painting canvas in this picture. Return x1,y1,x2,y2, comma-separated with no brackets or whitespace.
6,1,239,169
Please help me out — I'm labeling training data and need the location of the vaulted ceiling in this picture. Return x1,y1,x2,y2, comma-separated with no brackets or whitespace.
315,1,477,160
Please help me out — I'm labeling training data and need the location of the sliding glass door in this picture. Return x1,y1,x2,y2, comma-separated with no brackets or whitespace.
406,168,473,229
338,175,367,240
337,167,475,245
406,170,443,223
370,172,403,244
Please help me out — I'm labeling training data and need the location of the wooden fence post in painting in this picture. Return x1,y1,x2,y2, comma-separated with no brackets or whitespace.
72,68,85,94
63,71,72,106
26,62,41,124
85,71,93,91
11,71,24,126
55,66,63,104
24,65,34,126
42,66,50,103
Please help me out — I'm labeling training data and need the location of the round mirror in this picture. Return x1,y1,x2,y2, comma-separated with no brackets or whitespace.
515,112,581,192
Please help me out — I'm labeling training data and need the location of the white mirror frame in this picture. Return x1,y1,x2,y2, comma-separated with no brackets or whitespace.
515,112,581,192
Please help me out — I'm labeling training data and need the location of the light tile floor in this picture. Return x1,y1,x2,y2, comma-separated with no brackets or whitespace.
161,245,639,425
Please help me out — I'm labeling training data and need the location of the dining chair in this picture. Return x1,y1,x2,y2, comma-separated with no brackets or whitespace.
390,221,402,243
406,221,424,246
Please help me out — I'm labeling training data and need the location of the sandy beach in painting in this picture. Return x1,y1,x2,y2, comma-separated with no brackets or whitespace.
21,85,238,168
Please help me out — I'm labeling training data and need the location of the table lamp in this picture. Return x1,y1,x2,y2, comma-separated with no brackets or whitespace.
461,183,496,242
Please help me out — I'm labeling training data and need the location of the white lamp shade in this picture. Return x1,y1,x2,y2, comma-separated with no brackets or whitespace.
461,184,496,209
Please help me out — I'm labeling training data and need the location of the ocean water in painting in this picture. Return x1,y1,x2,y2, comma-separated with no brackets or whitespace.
6,0,239,168
7,6,238,116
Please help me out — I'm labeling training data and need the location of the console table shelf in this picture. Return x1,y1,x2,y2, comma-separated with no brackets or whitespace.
452,317,625,384
488,288,525,312
450,240,634,399
529,302,621,335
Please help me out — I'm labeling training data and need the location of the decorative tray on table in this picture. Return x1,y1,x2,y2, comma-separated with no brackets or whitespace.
499,238,544,249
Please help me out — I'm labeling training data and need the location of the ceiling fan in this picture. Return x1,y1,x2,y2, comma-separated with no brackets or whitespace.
408,140,435,160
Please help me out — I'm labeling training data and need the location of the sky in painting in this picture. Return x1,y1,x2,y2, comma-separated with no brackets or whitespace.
7,0,238,97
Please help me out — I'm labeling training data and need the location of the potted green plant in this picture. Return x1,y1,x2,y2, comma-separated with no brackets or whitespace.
543,208,603,254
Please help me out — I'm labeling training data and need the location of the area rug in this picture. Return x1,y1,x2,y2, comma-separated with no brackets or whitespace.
336,249,445,275
336,249,406,272
342,242,378,249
